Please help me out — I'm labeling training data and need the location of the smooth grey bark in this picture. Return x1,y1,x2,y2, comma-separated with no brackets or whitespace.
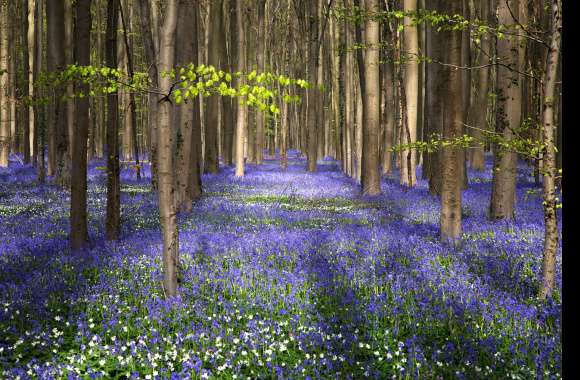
70,0,92,251
539,0,561,300
361,0,381,195
157,0,179,297
0,0,9,167
46,0,70,186
106,0,121,241
234,0,247,177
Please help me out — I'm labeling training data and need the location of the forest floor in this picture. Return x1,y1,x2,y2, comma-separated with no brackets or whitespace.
0,151,561,379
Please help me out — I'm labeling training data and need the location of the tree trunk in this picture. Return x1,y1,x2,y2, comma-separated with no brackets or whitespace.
222,0,236,167
47,0,70,186
189,1,202,200
65,0,74,159
306,0,319,172
234,0,247,177
361,0,381,195
255,0,266,165
204,0,222,174
119,0,140,178
174,0,195,212
157,0,179,297
29,0,37,166
469,0,491,171
0,0,9,167
34,0,44,181
106,0,121,240
137,0,159,189
440,0,464,245
490,0,521,220
70,0,92,251
21,1,31,164
539,0,561,300
401,0,419,187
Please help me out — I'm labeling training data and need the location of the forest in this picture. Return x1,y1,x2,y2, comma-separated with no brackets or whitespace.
0,0,563,379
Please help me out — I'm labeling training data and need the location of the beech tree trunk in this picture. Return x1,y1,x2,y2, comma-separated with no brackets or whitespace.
21,1,31,164
234,0,247,177
70,0,92,251
136,0,159,189
204,0,222,174
255,0,266,165
440,0,464,245
469,0,492,171
0,0,9,167
401,0,419,187
539,0,561,300
157,0,179,297
106,0,121,240
46,0,70,186
361,0,381,195
490,0,521,220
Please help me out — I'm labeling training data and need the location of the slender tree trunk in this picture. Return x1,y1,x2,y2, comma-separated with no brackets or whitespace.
469,0,491,171
440,0,464,245
65,0,74,159
306,0,319,172
490,0,520,220
0,0,9,167
46,0,70,186
361,0,381,195
425,4,443,195
204,0,222,174
189,1,202,200
157,0,179,297
234,0,247,177
70,0,92,251
539,0,561,300
21,1,31,164
401,0,419,187
255,0,266,164
34,0,44,181
222,0,236,167
174,0,195,212
137,0,159,189
29,0,37,166
119,0,140,178
106,0,121,240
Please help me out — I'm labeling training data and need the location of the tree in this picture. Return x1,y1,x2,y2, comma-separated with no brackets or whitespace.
469,0,493,171
204,0,223,174
70,0,92,251
255,0,267,164
157,0,179,297
401,0,419,187
46,0,70,186
306,0,319,172
489,0,521,220
136,0,159,189
174,0,196,212
539,0,561,300
361,0,381,195
106,0,121,241
439,0,464,245
0,0,9,168
21,0,31,164
234,0,247,178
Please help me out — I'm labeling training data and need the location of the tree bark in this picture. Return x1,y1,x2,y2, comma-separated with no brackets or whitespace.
361,0,381,195
0,0,9,167
70,0,92,251
401,0,419,187
255,0,267,164
440,0,464,245
490,0,521,220
234,0,247,177
21,1,31,164
204,0,223,174
46,0,70,186
157,0,179,297
539,0,561,300
106,0,121,240
136,0,159,189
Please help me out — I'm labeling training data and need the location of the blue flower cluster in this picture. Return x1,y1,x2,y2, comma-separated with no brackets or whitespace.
0,151,561,379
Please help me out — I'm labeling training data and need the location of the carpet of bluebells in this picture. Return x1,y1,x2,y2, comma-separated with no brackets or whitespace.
0,150,561,379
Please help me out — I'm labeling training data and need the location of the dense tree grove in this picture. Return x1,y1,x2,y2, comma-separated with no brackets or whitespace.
0,0,565,378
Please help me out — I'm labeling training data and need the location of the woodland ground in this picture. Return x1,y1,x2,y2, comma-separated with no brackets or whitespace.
0,151,561,379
